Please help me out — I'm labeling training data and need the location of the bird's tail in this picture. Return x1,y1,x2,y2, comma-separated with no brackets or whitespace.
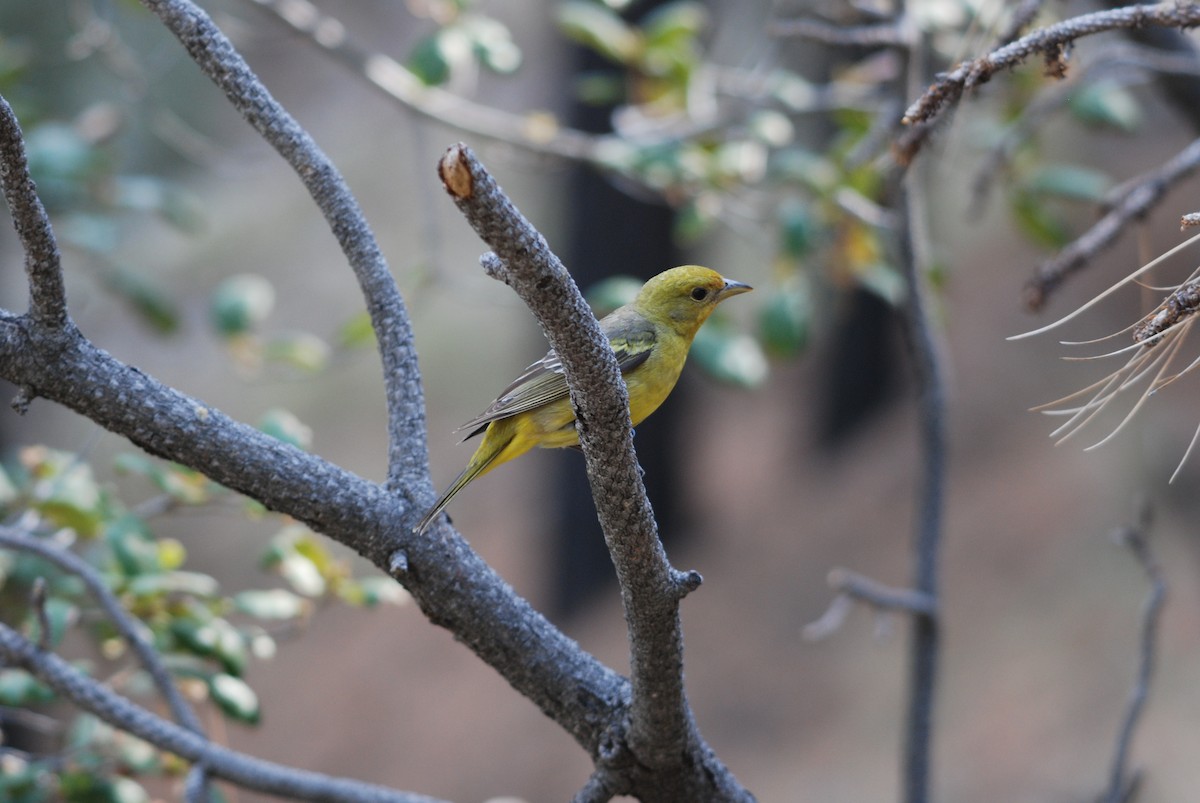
414,436,507,535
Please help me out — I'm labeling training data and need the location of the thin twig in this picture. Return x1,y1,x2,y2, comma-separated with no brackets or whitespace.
804,569,935,641
1100,507,1166,803
891,12,948,801
242,0,599,162
0,98,68,329
1025,136,1200,310
571,769,621,803
140,0,428,490
899,3,1200,161
0,622,447,803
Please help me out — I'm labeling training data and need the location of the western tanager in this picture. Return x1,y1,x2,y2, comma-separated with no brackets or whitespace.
416,265,752,534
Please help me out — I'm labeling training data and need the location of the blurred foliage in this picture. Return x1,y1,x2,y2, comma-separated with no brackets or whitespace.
0,0,1167,796
0,444,408,799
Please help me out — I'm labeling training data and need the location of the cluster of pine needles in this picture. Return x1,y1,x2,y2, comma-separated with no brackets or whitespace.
1012,232,1200,482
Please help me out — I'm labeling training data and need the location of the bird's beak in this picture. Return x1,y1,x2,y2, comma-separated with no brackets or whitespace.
718,278,753,299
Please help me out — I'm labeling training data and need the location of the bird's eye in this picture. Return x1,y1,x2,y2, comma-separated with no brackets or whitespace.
690,287,709,301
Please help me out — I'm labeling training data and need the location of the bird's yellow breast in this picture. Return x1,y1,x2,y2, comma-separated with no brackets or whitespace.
624,323,688,426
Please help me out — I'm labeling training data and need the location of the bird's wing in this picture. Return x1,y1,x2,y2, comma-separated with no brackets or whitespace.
456,313,657,439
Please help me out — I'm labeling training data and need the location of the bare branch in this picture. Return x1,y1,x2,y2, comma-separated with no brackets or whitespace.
970,44,1200,216
804,569,935,641
0,622,447,803
139,0,428,490
900,3,1200,159
1025,136,1200,310
1100,508,1166,803
895,175,947,803
437,143,750,801
0,98,68,329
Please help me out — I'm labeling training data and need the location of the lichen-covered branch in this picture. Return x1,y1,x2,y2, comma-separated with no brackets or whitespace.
437,143,751,801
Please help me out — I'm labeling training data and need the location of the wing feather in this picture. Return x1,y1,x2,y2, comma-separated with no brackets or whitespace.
456,313,657,438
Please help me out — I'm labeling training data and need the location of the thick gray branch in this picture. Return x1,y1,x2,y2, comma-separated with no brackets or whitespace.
437,144,752,801
140,0,427,491
0,622,446,803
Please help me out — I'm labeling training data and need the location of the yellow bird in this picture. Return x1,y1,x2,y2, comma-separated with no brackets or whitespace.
416,265,752,534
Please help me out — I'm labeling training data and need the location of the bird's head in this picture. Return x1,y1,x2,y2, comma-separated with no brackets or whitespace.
636,265,753,337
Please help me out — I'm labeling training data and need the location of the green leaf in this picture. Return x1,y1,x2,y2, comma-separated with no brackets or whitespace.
778,199,816,259
463,16,522,73
1069,81,1142,132
1025,164,1112,203
263,332,331,372
113,454,210,505
558,1,640,64
258,408,313,450
758,279,811,358
61,773,149,803
210,274,275,337
111,175,204,232
407,34,449,86
170,616,246,675
691,320,769,388
126,571,220,599
24,447,106,538
234,588,310,620
1012,191,1071,249
642,1,707,46
673,193,720,243
0,754,48,803
102,266,181,335
573,72,625,106
0,668,55,705
105,515,160,576
856,263,907,306
58,213,121,254
209,673,260,724
338,576,410,608
337,311,376,349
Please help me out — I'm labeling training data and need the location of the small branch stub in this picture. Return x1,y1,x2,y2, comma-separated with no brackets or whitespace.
438,144,475,200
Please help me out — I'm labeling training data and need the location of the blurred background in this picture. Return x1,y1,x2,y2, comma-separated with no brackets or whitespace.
3,1,1200,801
